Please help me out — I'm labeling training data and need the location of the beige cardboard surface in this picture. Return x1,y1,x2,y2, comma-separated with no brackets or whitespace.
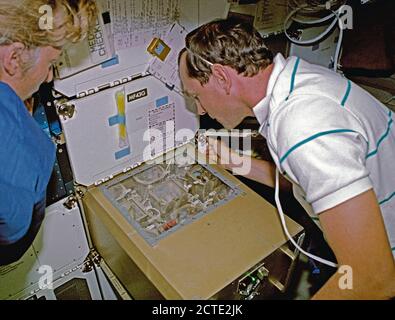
84,159,302,299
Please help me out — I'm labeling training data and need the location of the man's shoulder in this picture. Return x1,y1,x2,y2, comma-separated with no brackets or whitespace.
271,94,346,129
267,93,367,153
275,56,348,104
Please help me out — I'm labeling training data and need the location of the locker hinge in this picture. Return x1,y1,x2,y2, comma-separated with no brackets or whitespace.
82,249,100,273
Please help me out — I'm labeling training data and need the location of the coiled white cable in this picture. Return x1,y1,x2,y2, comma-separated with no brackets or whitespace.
284,1,346,72
290,5,337,25
274,168,338,268
283,5,339,46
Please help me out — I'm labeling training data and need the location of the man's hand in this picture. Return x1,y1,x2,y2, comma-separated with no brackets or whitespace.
205,137,245,171
202,137,292,191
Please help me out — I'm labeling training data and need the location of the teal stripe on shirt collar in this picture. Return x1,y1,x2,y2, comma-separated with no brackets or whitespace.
280,129,357,164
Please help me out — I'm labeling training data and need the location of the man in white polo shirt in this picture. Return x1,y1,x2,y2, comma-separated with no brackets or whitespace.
179,18,395,299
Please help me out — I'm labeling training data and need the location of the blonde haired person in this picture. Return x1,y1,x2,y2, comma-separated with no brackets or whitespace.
0,0,96,265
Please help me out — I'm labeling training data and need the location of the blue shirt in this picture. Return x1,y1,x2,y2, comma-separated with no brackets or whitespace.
0,82,56,245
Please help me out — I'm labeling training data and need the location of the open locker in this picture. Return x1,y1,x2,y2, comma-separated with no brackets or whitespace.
52,1,305,300
55,70,304,300
81,148,304,300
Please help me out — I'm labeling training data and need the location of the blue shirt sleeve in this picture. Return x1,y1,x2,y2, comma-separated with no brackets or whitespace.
0,82,55,245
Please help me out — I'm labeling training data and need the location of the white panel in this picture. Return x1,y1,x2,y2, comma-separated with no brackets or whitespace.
289,25,340,69
53,47,151,98
0,199,89,299
32,201,89,274
60,76,198,186
16,264,103,300
54,0,191,98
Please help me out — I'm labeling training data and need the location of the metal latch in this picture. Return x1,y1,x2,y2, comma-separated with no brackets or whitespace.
63,186,86,210
63,195,78,210
57,103,75,120
82,249,102,273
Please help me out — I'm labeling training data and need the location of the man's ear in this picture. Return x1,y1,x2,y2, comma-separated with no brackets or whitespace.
1,43,26,77
211,64,231,95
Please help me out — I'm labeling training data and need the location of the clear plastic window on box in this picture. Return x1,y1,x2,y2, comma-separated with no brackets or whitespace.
100,157,242,245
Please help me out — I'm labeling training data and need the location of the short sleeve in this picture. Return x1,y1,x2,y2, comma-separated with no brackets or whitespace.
270,95,373,213
0,87,45,245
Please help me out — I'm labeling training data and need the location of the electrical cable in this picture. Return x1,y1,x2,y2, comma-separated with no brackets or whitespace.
284,0,347,72
283,6,338,45
274,168,338,268
333,15,344,71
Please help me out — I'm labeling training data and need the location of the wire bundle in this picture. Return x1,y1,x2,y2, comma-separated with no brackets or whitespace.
284,0,348,72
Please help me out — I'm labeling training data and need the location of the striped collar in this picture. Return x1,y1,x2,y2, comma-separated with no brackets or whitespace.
252,53,287,128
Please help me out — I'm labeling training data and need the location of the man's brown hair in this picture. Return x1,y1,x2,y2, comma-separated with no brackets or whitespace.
183,18,273,85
